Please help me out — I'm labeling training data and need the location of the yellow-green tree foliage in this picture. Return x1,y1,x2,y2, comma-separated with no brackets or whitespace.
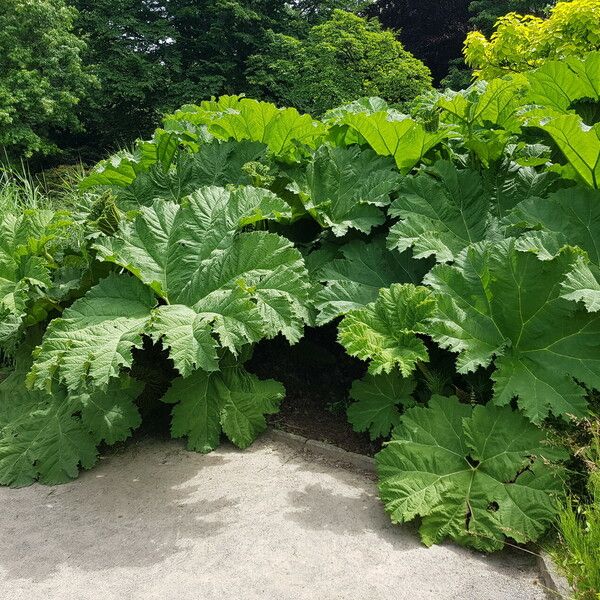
464,0,600,79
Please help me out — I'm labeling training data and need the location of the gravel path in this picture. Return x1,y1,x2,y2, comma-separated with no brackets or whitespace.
0,434,549,600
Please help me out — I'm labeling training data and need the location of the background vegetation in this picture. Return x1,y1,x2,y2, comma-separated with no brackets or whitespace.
1,0,600,596
0,0,573,164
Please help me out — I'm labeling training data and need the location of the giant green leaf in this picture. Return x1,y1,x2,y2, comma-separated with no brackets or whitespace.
118,140,268,207
341,111,447,173
377,396,566,551
529,112,600,188
347,372,416,440
34,187,310,388
163,187,293,304
205,98,326,158
95,199,179,299
425,240,600,422
526,52,600,114
148,304,220,377
505,186,600,265
29,273,157,392
290,145,401,236
0,362,142,487
162,363,284,453
81,130,179,189
311,236,431,325
339,284,436,376
173,140,266,189
388,161,503,263
0,208,82,351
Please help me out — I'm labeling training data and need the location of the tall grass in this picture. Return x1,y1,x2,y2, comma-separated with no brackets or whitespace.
0,169,46,212
0,162,88,213
551,426,600,600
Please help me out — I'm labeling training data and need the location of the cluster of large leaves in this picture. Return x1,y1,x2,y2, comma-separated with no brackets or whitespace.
388,161,510,263
428,53,600,188
14,186,311,472
0,206,89,353
377,396,566,551
0,343,143,487
426,240,600,423
4,54,599,561
288,145,401,236
340,242,600,425
309,236,431,326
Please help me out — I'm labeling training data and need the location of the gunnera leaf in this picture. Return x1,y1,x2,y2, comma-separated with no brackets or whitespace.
32,187,311,390
347,372,416,440
162,362,284,453
0,363,142,487
311,236,432,325
387,161,518,263
425,239,600,423
377,396,566,551
338,283,436,376
289,145,401,236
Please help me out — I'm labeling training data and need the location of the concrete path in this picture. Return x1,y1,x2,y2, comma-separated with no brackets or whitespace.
0,434,548,600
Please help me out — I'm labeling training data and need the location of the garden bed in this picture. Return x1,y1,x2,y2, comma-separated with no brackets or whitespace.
248,324,380,457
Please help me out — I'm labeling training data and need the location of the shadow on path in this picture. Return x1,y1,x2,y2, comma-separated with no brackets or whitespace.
0,441,235,581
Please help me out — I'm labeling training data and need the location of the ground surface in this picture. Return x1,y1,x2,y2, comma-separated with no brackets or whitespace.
0,434,548,600
249,326,378,456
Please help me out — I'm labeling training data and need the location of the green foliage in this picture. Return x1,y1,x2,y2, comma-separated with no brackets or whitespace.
0,347,142,487
289,146,401,235
339,284,436,376
506,187,600,266
2,46,600,559
29,188,310,393
426,241,600,423
72,0,303,149
0,195,90,355
468,0,554,35
339,110,447,172
465,0,600,80
551,424,600,599
387,161,506,263
247,10,432,115
553,494,600,599
347,372,416,440
435,77,527,165
377,396,567,551
529,113,600,188
163,360,284,453
0,0,95,158
524,51,600,115
310,236,431,325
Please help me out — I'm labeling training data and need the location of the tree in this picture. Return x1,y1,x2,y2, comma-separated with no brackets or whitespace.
71,0,326,153
468,0,554,35
465,0,600,79
0,0,95,160
367,0,471,83
72,0,174,152
290,0,373,26
441,1,555,89
163,0,295,101
246,10,432,115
